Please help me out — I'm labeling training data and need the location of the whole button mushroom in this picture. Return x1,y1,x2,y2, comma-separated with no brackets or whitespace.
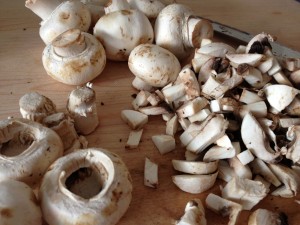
155,3,213,60
93,0,154,61
128,44,181,87
42,29,106,85
25,0,91,45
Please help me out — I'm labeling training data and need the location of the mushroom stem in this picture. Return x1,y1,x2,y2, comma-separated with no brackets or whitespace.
53,29,86,58
185,17,213,49
25,0,63,21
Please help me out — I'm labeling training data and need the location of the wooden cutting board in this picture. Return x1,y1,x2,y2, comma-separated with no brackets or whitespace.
0,0,300,224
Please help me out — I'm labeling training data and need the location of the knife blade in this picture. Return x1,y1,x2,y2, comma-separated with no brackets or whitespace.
202,18,300,58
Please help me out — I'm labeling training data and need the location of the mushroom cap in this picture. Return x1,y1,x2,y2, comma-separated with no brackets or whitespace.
93,9,154,61
128,44,181,87
40,148,132,225
40,1,91,44
0,179,42,225
127,0,165,19
42,32,106,85
0,118,63,187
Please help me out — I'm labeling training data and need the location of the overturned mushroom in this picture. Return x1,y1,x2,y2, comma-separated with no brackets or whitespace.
26,0,91,44
0,118,63,186
43,29,106,85
94,0,154,61
0,179,42,225
40,148,132,225
155,3,213,60
67,83,99,135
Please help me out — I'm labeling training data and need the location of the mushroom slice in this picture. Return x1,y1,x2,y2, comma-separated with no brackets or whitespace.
269,163,300,197
210,97,239,113
286,125,300,163
132,76,154,91
228,157,252,179
238,101,268,119
40,148,132,225
147,92,162,106
152,134,176,155
188,108,211,123
205,193,242,225
239,89,263,104
241,113,281,163
67,83,99,135
19,92,56,123
192,53,213,73
162,83,186,102
248,209,286,225
127,0,165,20
264,84,299,112
144,157,158,188
236,149,254,165
257,57,274,73
172,160,218,175
279,118,300,128
176,199,207,225
203,145,236,162
121,109,148,130
221,177,268,210
246,32,275,53
132,90,151,110
0,118,63,187
175,67,200,100
197,42,235,58
138,103,172,115
218,160,235,182
176,97,209,118
125,129,143,149
273,71,293,86
166,114,179,136
226,53,264,67
172,171,218,194
0,179,42,225
178,118,191,131
249,158,281,187
186,114,228,154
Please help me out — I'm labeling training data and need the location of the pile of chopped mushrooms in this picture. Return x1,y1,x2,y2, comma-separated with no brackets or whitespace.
0,0,299,224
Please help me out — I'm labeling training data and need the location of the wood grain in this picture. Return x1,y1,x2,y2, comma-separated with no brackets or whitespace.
0,0,300,225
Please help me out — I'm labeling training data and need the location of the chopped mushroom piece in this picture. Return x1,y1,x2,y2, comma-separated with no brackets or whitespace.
121,109,148,130
144,157,158,188
236,149,255,165
205,193,242,225
132,90,151,110
152,134,176,154
125,129,143,149
239,89,263,104
166,114,179,136
197,42,235,58
221,177,268,210
218,160,235,182
162,83,186,102
248,209,288,225
172,171,218,194
228,157,252,179
286,125,300,164
176,97,208,118
226,53,264,67
176,199,207,225
138,104,172,115
188,108,211,123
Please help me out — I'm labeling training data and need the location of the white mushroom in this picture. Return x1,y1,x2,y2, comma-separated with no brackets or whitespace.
221,177,268,210
155,4,213,60
125,129,143,149
286,125,300,164
172,160,218,175
236,149,255,165
25,0,91,44
241,113,281,163
0,118,63,186
39,148,132,225
152,134,176,154
94,0,154,61
67,83,99,135
121,109,148,130
217,160,235,182
42,29,106,85
226,53,264,67
228,157,252,179
269,163,300,198
205,193,242,225
176,97,209,118
0,179,42,225
196,42,235,58
172,171,218,194
19,92,56,123
176,199,207,225
246,32,275,54
128,44,181,87
248,208,285,225
128,0,165,21
144,157,158,188
264,84,299,112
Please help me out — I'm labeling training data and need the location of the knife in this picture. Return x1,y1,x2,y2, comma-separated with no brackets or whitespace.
202,18,300,58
